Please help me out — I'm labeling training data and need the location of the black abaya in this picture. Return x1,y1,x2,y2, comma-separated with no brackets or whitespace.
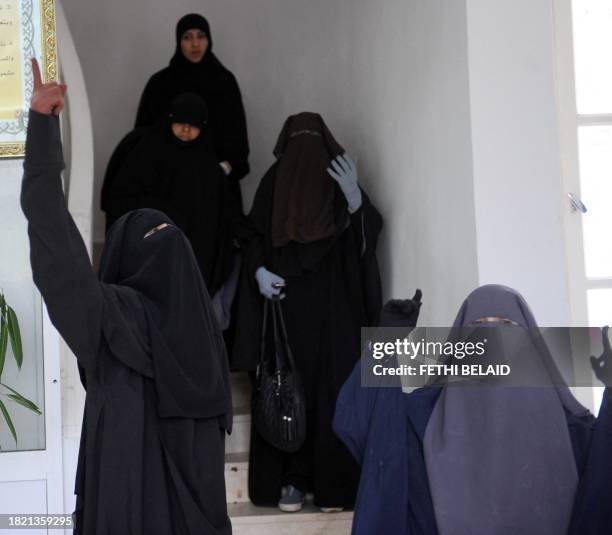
100,126,148,231
101,107,238,297
21,111,232,534
135,14,249,201
232,162,382,508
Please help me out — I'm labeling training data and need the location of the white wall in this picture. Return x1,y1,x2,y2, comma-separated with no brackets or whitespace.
466,0,571,325
345,0,479,325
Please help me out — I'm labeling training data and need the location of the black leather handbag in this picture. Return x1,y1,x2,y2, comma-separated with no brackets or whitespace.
252,298,306,453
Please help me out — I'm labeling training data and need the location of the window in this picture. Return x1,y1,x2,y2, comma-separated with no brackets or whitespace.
555,0,612,328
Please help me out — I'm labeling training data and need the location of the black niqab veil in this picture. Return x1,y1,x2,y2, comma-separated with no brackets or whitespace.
100,209,232,425
271,112,344,247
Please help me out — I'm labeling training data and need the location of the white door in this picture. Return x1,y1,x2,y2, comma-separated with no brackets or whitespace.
0,161,65,532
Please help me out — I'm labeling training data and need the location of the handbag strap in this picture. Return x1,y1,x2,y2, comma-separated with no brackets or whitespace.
270,297,284,373
273,299,298,372
257,298,269,377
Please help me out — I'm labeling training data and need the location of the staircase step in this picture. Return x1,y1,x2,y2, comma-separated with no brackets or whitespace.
225,452,249,504
226,412,251,454
228,502,352,534
231,372,252,409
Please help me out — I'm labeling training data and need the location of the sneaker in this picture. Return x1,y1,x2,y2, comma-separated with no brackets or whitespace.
278,485,305,513
320,507,344,513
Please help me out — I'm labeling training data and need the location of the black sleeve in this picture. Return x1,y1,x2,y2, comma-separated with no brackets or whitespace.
349,192,383,325
135,77,157,128
21,111,103,370
348,190,383,257
100,127,148,213
218,74,250,182
103,132,167,231
568,388,612,534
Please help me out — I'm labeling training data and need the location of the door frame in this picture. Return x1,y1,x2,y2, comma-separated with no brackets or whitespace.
553,0,607,412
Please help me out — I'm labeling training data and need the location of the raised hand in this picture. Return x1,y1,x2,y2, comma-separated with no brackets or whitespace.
590,326,612,386
379,289,423,328
327,153,362,213
30,58,67,116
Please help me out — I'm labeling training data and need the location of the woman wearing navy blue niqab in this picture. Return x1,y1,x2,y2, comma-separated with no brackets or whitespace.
334,285,612,534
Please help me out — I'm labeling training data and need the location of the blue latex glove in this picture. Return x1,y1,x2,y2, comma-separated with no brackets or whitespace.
327,153,362,213
255,266,286,300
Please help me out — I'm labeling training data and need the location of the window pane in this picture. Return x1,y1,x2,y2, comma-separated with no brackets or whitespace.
577,126,612,278
572,0,612,114
0,163,45,453
587,288,612,326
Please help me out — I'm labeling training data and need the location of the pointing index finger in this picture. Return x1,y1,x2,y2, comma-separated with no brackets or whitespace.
603,326,611,354
31,57,42,90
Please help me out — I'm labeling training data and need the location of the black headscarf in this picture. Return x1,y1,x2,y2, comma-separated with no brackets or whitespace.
103,93,237,296
169,14,229,80
100,209,232,424
175,14,213,48
167,91,208,128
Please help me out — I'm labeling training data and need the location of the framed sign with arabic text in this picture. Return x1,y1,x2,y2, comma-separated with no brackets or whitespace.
0,0,57,158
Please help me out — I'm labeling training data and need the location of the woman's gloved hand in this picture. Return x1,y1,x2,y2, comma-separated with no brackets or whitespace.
591,326,612,386
255,266,286,300
327,153,362,213
379,290,423,328
219,161,232,176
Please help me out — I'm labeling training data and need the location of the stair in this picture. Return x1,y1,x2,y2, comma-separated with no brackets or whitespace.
229,503,352,534
224,373,353,534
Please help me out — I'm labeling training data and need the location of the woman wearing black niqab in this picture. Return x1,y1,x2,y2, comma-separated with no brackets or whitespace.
135,13,249,204
102,93,238,308
232,112,383,511
22,71,232,534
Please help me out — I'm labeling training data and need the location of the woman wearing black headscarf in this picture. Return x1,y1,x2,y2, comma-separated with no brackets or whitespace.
232,112,383,512
22,62,232,534
102,93,239,315
135,13,249,205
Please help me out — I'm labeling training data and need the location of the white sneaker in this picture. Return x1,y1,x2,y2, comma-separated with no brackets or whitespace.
320,507,344,513
278,485,305,513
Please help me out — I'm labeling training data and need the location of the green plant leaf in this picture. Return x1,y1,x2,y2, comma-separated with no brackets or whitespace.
0,317,7,380
0,293,6,379
1,384,42,415
0,399,17,446
6,394,42,415
7,306,23,371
